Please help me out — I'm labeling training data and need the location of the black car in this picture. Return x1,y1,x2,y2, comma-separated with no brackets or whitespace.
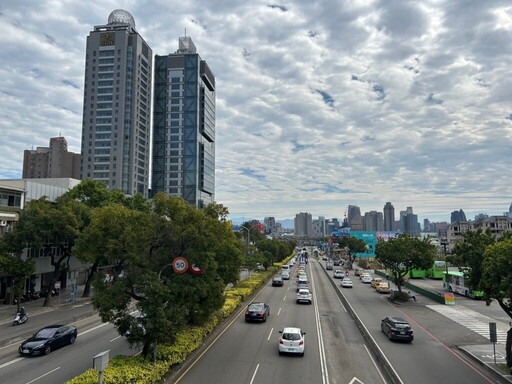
19,324,77,356
381,317,414,342
272,276,284,287
245,302,270,322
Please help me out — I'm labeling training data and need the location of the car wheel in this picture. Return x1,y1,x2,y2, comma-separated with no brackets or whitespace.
44,345,51,355
300,352,304,357
13,321,18,326
279,351,283,356
387,331,392,340
69,335,76,344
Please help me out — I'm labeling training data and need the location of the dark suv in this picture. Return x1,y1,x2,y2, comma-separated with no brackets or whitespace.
381,316,414,342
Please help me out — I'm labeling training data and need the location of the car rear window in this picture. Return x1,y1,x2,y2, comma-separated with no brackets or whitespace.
249,304,264,311
282,333,301,340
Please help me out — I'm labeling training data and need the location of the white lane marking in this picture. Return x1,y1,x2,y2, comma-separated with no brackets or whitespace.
0,357,24,369
363,344,388,384
110,335,122,342
349,377,366,384
277,307,282,316
249,363,260,384
311,260,329,384
283,295,286,302
267,328,273,341
339,283,403,384
26,367,60,384
79,322,109,336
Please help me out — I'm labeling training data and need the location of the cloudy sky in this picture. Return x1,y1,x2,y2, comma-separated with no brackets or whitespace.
1,0,511,224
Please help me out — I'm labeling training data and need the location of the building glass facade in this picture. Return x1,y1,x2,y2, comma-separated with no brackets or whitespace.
152,37,215,208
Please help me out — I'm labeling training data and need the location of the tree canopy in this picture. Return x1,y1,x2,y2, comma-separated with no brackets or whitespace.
375,234,437,294
338,236,368,267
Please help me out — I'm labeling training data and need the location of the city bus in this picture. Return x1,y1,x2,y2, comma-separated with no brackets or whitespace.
425,261,446,279
444,271,484,299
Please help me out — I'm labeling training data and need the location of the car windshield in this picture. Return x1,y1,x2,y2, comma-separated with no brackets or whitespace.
282,332,301,340
249,304,264,311
35,328,58,339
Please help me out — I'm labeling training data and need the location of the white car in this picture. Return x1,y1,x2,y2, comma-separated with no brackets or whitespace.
278,327,305,356
333,270,344,279
296,288,312,304
281,271,290,280
341,277,353,288
362,274,373,284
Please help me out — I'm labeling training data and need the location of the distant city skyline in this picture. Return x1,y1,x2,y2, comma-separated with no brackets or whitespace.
1,2,511,221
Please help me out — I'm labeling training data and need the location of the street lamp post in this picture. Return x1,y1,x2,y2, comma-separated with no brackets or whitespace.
441,238,448,290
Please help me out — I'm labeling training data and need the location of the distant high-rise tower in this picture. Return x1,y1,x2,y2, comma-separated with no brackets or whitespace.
347,205,363,230
151,36,215,208
81,9,152,196
383,202,395,231
294,212,313,237
450,209,467,223
23,137,80,179
363,211,384,231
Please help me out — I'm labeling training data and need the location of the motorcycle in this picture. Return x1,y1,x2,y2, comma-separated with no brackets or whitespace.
13,310,28,326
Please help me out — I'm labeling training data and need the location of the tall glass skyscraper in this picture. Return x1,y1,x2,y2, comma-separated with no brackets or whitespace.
152,37,215,208
81,10,152,196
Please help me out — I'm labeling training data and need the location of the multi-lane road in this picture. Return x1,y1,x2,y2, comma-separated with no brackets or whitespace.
0,254,504,384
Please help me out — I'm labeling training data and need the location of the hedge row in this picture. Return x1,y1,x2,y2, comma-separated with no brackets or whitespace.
66,263,285,384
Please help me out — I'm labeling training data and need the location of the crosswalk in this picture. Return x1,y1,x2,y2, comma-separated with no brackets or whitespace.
426,304,508,344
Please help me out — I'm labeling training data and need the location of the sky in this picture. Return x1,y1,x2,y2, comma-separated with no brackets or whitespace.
1,0,511,224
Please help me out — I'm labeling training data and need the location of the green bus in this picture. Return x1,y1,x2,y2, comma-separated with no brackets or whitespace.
444,271,484,299
425,261,446,279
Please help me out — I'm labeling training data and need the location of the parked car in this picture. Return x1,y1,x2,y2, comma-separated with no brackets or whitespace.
341,277,353,288
19,324,77,356
245,302,270,322
333,270,344,279
376,282,391,294
278,327,306,356
381,316,414,342
296,288,312,304
272,276,284,287
370,277,383,288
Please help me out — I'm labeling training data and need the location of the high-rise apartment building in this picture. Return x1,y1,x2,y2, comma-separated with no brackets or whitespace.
81,10,152,196
23,137,80,179
152,36,215,208
399,207,420,236
383,202,395,231
363,211,384,231
294,212,313,237
264,216,276,235
347,205,363,230
450,209,467,223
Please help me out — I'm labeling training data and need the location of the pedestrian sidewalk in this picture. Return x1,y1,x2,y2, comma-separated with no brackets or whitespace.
459,344,512,383
0,285,90,325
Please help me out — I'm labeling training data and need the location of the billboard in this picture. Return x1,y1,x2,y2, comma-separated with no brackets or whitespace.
351,231,377,258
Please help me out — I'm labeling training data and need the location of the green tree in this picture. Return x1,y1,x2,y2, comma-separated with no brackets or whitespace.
375,234,437,295
2,197,81,306
58,179,151,297
85,194,242,360
0,252,35,310
479,239,512,368
338,236,368,268
450,228,496,290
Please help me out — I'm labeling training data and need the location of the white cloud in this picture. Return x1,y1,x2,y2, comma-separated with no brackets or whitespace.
0,0,511,224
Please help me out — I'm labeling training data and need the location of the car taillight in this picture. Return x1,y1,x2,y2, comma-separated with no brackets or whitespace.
280,339,284,344
299,340,304,345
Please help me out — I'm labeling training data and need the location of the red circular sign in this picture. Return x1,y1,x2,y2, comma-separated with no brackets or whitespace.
189,264,205,275
172,257,188,274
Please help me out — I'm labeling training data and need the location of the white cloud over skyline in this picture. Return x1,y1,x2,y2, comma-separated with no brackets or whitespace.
0,1,511,223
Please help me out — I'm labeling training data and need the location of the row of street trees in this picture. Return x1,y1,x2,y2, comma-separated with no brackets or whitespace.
0,180,246,358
